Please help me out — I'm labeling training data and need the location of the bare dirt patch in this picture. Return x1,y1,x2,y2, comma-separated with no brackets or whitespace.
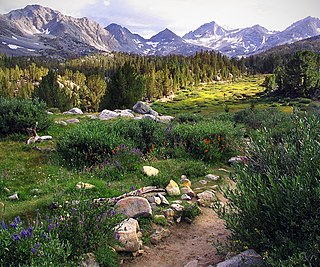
121,207,228,267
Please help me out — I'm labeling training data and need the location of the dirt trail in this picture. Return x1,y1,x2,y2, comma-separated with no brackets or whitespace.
121,207,228,267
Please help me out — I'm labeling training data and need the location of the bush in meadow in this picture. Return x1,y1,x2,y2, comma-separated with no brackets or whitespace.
0,97,51,136
167,120,243,162
216,114,320,266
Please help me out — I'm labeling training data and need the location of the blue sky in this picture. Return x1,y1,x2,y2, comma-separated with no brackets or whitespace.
1,0,319,38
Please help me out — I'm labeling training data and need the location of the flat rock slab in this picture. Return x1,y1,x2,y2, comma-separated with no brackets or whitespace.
217,249,264,267
115,196,152,218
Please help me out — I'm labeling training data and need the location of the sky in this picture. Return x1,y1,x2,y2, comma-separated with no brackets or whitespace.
1,0,319,38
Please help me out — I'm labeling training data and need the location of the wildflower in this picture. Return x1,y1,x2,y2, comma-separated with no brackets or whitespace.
130,186,135,191
20,229,28,238
28,227,34,237
31,247,36,254
42,232,47,239
1,220,8,230
13,233,21,241
48,224,54,231
204,149,209,153
204,138,210,144
35,243,40,248
10,222,18,229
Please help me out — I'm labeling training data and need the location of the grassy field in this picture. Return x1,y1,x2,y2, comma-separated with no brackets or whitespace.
1,75,313,221
152,76,294,115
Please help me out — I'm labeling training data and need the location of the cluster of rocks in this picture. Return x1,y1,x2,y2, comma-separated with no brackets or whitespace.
75,165,222,257
55,102,175,124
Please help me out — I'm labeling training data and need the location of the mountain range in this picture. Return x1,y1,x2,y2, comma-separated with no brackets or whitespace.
0,4,319,58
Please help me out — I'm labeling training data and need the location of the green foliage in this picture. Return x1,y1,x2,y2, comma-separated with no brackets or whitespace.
56,120,130,169
0,216,73,266
234,107,290,130
167,120,243,162
95,246,119,267
275,50,320,97
217,114,320,265
0,97,51,136
181,202,200,223
102,63,145,110
263,74,277,91
94,144,143,181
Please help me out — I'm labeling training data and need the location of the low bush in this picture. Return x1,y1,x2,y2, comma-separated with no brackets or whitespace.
217,114,320,265
234,107,290,130
56,121,130,169
167,120,243,162
0,98,51,136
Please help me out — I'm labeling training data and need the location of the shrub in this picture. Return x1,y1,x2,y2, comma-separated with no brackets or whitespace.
94,144,143,181
56,120,130,169
0,98,51,136
167,120,243,162
217,114,320,265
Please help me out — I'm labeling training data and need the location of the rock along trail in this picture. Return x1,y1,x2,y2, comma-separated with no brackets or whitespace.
122,207,228,267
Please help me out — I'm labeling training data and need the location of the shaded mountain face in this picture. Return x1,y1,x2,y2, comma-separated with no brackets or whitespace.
0,5,319,58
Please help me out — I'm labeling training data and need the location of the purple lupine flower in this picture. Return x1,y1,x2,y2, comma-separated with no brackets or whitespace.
20,229,28,238
14,216,21,224
48,224,54,231
10,222,17,229
1,220,8,230
115,232,121,240
31,247,36,254
13,233,21,241
130,186,135,191
71,208,77,214
42,233,47,239
35,243,40,248
28,227,33,237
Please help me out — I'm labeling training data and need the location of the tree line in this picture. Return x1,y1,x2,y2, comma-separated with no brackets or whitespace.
0,51,245,112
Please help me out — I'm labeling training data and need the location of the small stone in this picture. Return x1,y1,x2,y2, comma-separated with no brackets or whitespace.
154,196,161,205
55,121,68,126
216,249,264,267
205,174,220,181
99,109,119,120
157,193,170,205
8,193,18,200
181,178,191,187
63,107,83,115
142,166,159,176
149,109,159,117
184,259,199,267
181,174,188,180
171,203,184,213
176,216,182,223
228,156,248,164
163,208,175,218
180,186,195,197
199,180,207,185
197,190,216,207
75,182,95,190
66,118,80,124
171,200,182,204
166,180,180,196
181,194,192,200
4,187,10,193
157,115,175,123
150,227,171,244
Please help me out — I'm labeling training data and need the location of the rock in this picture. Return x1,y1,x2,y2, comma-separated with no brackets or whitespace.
171,200,182,204
184,259,199,267
166,180,180,196
216,249,265,267
79,253,100,267
180,186,195,197
150,227,171,244
63,107,83,115
154,196,161,205
205,174,220,181
87,114,98,120
4,187,10,193
163,208,175,219
171,203,184,213
199,180,208,185
39,135,52,141
228,156,248,164
181,177,191,187
157,193,170,205
65,118,80,124
132,249,144,257
115,109,135,118
114,218,142,252
55,120,67,126
181,174,188,180
158,115,175,123
181,194,192,200
99,109,119,120
8,193,18,200
197,190,216,207
75,182,95,190
132,101,151,114
143,114,158,121
142,166,159,176
115,197,152,218
149,109,159,117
